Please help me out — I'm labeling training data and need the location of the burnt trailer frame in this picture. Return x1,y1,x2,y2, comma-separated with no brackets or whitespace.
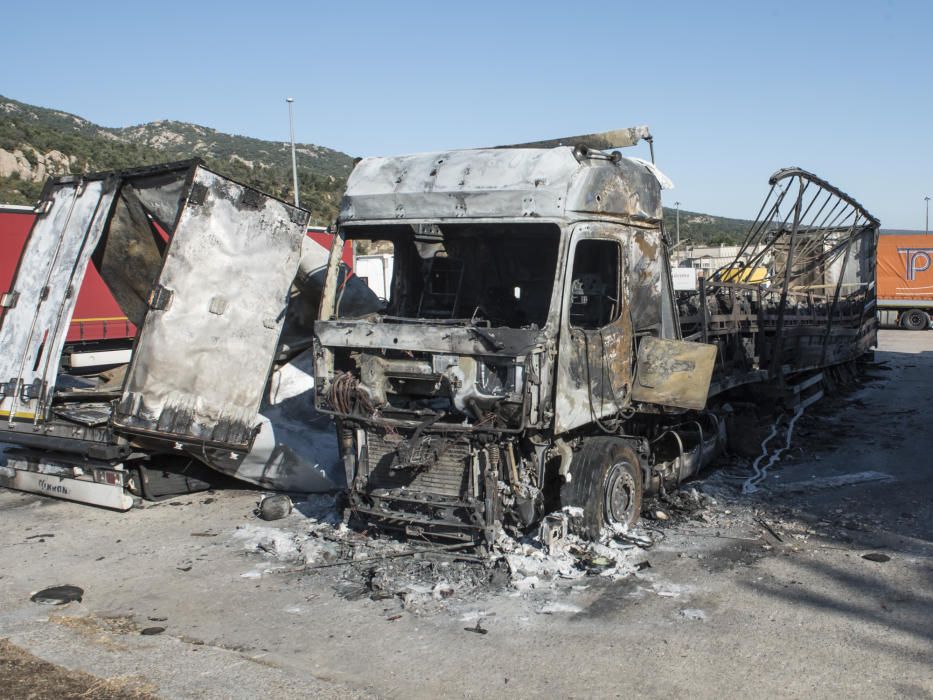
679,168,879,393
312,132,879,545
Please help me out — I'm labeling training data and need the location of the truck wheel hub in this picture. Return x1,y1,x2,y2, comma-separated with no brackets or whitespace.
605,464,636,524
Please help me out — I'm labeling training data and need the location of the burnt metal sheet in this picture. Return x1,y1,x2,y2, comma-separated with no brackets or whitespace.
631,337,717,410
113,167,309,449
494,125,651,150
203,349,344,491
314,321,545,356
340,147,663,225
0,178,118,422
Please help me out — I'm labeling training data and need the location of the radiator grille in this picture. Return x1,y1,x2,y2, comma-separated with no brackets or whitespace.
363,431,471,498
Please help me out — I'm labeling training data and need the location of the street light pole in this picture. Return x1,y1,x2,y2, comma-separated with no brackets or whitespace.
674,201,681,246
925,196,930,235
287,97,299,209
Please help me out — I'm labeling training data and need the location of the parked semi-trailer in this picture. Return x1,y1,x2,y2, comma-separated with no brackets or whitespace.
876,234,933,330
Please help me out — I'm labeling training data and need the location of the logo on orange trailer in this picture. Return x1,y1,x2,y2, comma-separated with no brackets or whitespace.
898,247,933,281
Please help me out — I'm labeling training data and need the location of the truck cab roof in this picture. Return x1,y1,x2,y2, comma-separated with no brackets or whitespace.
339,146,666,226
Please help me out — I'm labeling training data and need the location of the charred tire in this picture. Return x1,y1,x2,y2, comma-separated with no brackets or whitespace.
901,309,930,331
560,438,643,539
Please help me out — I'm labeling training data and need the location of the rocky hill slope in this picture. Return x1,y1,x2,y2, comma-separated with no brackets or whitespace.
0,95,353,223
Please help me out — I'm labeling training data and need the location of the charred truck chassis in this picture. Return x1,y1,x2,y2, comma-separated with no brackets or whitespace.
313,132,878,545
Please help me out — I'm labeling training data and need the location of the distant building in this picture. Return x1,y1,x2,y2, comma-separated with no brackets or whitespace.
671,243,772,278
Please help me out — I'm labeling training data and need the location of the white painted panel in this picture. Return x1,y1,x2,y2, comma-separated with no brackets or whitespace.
0,459,133,510
355,254,394,300
0,179,117,421
671,267,698,291
67,349,133,369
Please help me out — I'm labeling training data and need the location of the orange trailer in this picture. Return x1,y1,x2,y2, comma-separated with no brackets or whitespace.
877,234,933,330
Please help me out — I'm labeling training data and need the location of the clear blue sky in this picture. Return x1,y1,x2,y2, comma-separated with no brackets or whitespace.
4,0,931,229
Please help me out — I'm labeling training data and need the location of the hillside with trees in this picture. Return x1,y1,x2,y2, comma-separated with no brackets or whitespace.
0,95,352,224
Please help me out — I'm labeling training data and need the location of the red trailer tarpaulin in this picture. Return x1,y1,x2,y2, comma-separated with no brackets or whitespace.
1,206,136,343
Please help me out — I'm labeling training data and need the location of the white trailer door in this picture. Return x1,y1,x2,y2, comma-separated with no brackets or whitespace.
112,167,308,450
0,178,118,422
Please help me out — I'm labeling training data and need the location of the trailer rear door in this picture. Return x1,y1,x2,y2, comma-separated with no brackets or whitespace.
0,178,118,422
112,166,308,450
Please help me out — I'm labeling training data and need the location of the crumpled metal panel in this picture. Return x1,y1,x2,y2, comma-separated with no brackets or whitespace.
203,349,343,491
340,147,662,224
631,337,717,410
0,178,117,421
113,167,308,449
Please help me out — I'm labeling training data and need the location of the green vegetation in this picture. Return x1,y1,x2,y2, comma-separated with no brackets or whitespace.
0,172,42,205
661,208,753,246
0,95,352,224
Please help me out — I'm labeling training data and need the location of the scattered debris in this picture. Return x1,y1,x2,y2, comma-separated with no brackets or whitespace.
459,610,495,622
539,513,568,555
233,525,303,562
680,608,707,621
862,552,891,563
258,494,293,521
229,492,663,619
499,518,651,587
537,601,583,615
30,585,83,605
756,518,784,542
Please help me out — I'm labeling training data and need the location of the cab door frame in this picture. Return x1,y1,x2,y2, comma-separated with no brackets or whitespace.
553,222,634,434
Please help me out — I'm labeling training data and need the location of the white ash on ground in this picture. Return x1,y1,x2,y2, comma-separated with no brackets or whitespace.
497,517,653,588
229,494,658,617
234,494,357,566
233,524,303,561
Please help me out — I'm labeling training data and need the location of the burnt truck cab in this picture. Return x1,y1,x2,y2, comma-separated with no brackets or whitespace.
312,136,717,543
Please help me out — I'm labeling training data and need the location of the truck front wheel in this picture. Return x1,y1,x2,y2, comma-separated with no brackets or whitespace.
560,438,643,539
901,309,930,331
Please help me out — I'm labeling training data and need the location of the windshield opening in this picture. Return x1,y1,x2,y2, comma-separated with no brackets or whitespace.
336,222,561,328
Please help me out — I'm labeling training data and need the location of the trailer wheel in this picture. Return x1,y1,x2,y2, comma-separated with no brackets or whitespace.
560,438,642,539
901,309,930,331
